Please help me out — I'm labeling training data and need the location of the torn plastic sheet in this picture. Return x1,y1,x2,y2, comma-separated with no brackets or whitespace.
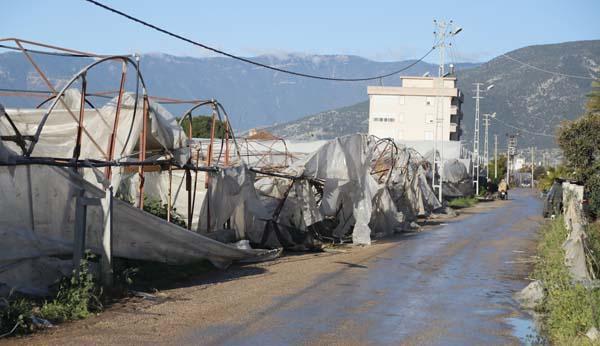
203,134,445,248
284,134,378,245
562,182,593,282
423,150,474,198
382,146,442,219
0,149,279,297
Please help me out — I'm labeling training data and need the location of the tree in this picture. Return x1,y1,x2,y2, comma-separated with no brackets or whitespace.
533,165,546,180
487,155,507,183
180,115,227,139
557,81,600,217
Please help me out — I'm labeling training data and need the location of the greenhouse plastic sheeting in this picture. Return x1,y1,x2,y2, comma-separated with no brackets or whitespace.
0,93,279,296
561,182,592,282
0,90,190,189
0,160,279,295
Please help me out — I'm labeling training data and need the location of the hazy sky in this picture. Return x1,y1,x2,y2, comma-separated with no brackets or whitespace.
3,0,599,62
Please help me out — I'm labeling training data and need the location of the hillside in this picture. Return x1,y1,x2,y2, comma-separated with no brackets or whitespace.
267,100,369,140
266,40,600,148
0,50,476,130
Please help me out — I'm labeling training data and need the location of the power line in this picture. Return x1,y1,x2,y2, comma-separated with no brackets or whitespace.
500,53,598,81
491,116,555,137
83,0,436,82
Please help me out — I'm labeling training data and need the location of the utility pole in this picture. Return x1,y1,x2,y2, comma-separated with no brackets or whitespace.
483,113,495,180
473,83,482,195
531,146,535,189
506,143,510,186
506,134,517,185
471,83,494,195
431,20,462,201
494,134,498,179
483,113,489,179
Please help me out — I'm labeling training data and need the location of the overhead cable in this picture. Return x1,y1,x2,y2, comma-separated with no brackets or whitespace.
500,53,598,81
83,0,436,82
491,116,555,137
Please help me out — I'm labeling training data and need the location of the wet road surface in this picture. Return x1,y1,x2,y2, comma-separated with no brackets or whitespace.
9,189,543,346
185,189,542,345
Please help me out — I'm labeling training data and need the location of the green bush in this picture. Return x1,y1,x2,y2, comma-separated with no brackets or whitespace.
39,256,100,323
586,174,600,219
0,256,101,337
558,81,600,220
0,298,32,336
143,197,187,227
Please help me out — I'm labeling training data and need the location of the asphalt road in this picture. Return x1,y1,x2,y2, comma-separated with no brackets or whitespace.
188,189,542,345
9,189,542,346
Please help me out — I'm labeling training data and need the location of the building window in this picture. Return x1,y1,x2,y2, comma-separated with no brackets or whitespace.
397,113,404,123
372,115,395,122
399,96,405,105
426,96,433,106
425,113,434,123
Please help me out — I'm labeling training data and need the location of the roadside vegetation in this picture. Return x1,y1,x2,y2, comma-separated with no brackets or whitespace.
1,256,100,337
528,81,600,344
533,217,600,344
448,196,478,209
556,81,600,218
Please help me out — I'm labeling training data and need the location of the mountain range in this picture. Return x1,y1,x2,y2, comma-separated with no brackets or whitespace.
1,40,598,148
0,49,476,130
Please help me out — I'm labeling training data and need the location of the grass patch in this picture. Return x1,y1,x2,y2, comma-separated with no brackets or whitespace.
0,298,33,336
38,257,100,323
0,255,101,337
448,197,478,209
533,217,600,344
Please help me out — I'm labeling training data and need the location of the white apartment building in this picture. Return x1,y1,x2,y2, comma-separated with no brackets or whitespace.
367,76,463,142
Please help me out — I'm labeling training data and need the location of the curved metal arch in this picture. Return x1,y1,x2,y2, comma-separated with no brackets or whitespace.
25,55,149,157
177,100,217,130
371,136,400,184
36,94,97,110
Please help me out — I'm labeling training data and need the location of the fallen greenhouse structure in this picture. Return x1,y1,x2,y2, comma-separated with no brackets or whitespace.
0,38,451,296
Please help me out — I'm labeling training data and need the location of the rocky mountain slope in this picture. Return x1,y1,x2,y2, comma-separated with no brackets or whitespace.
266,40,600,148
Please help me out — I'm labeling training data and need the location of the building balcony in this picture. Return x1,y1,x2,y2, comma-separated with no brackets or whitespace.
450,122,458,133
450,105,462,116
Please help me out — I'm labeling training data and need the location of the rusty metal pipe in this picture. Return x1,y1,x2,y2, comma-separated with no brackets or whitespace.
104,61,128,182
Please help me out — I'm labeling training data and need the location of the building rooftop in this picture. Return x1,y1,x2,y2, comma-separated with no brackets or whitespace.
367,86,459,97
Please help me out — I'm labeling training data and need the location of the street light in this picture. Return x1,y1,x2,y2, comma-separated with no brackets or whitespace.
487,84,495,91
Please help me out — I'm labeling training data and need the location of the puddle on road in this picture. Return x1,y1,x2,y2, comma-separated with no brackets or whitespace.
506,316,542,345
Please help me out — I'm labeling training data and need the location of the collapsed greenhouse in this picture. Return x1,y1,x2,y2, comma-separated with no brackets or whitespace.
0,39,458,296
